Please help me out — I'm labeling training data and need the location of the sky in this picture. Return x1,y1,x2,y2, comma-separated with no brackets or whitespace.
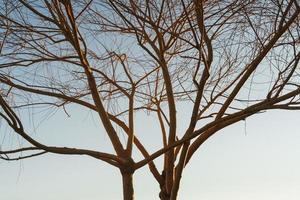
1,1,300,199
1,106,300,200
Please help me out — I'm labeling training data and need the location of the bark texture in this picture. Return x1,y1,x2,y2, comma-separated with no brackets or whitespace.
122,172,134,200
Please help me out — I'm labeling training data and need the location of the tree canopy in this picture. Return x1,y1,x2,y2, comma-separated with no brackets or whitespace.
1,0,300,199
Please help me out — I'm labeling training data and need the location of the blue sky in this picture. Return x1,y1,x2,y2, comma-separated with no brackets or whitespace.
1,1,300,199
1,107,300,200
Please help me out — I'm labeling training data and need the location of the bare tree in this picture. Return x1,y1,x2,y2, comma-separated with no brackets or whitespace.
1,0,300,199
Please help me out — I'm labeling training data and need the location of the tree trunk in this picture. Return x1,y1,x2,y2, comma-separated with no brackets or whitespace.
122,172,134,200
160,196,170,200
170,142,190,200
159,187,170,200
159,180,171,200
159,192,170,200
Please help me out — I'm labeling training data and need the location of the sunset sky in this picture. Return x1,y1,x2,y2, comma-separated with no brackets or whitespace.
1,108,300,200
1,1,300,200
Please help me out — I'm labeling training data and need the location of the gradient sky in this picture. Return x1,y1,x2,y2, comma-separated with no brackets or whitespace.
1,1,299,199
1,105,300,200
